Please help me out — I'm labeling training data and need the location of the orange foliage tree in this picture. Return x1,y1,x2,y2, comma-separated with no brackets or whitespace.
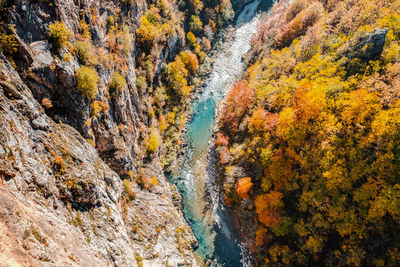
275,18,303,48
255,226,267,248
255,191,283,227
249,108,267,133
216,0,400,265
235,177,253,199
219,146,231,164
179,50,199,74
221,80,253,133
215,132,229,146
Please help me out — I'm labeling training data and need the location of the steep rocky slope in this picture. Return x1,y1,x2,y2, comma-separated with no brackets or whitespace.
0,43,199,266
0,0,248,265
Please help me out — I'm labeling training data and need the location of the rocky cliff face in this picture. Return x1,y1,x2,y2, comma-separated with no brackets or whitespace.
0,56,138,265
0,0,212,265
0,48,199,267
11,0,147,179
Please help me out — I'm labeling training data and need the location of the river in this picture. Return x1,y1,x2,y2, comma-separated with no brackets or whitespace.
169,0,273,265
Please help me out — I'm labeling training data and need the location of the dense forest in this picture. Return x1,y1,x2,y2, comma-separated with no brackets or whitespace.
217,0,400,265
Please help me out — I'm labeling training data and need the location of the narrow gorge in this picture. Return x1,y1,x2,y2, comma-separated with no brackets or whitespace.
169,0,268,265
1,0,400,266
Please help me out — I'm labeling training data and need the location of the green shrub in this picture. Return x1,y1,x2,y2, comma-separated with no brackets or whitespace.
30,225,48,245
109,72,127,94
158,113,168,133
108,71,128,97
107,15,115,26
0,33,18,55
218,0,234,24
136,76,147,92
149,108,155,118
49,21,72,51
144,60,154,79
108,25,133,56
155,86,168,105
75,66,99,100
123,179,136,200
75,41,91,64
189,15,203,34
118,25,133,56
79,20,91,39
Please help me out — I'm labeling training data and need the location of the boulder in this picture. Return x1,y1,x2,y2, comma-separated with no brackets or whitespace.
30,40,53,68
349,28,389,61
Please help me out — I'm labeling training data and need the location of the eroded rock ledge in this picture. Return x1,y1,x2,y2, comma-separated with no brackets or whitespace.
0,53,199,266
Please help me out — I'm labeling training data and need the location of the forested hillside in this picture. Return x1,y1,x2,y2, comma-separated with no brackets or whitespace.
216,0,400,265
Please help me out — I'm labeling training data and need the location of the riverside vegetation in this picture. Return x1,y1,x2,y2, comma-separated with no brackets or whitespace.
1,0,399,265
216,0,400,265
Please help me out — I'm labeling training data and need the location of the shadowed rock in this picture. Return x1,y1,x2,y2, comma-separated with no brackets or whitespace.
349,28,389,61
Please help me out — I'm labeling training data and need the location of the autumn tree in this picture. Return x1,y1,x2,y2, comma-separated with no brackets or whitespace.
189,0,204,14
187,31,196,47
255,192,283,227
75,66,99,100
248,108,267,133
221,80,253,133
146,129,161,154
179,50,199,74
189,15,203,34
215,132,229,146
275,18,303,48
165,55,190,98
48,21,72,52
135,16,161,48
236,177,253,199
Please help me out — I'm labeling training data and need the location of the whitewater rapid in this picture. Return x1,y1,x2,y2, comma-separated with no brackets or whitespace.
170,0,267,266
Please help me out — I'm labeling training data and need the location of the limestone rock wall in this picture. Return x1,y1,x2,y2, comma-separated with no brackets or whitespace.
0,0,200,265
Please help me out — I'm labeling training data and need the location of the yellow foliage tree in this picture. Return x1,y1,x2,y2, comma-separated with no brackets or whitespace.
179,50,199,74
166,55,191,97
147,129,161,154
75,66,99,100
135,16,161,47
187,32,196,47
49,21,72,51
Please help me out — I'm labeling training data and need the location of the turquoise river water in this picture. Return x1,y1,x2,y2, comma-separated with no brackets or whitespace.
169,0,275,265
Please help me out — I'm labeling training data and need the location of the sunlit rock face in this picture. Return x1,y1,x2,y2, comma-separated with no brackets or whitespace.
0,50,200,265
